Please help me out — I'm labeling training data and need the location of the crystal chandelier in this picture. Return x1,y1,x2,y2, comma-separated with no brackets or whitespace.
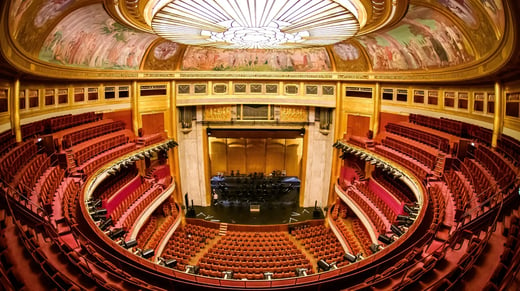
150,0,361,49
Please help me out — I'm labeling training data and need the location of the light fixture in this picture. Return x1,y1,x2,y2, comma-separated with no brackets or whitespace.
141,249,155,259
151,0,361,49
378,234,394,245
391,224,404,237
123,238,137,249
317,259,330,271
344,252,357,263
185,265,199,274
263,272,273,280
295,268,308,277
222,271,233,279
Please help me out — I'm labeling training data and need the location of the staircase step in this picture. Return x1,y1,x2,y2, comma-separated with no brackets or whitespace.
219,223,228,236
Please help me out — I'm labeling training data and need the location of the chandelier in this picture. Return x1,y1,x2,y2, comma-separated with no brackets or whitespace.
150,0,361,49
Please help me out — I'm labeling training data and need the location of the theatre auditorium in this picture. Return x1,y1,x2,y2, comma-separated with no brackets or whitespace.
0,0,520,290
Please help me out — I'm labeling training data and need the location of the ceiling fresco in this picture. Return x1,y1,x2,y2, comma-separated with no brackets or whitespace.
355,5,475,71
3,0,509,75
39,4,158,69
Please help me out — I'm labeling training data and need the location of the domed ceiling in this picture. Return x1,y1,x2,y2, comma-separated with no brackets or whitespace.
2,0,515,81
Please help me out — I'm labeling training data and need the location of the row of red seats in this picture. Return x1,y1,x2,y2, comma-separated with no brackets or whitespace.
34,166,65,208
199,230,311,279
374,145,430,181
47,112,99,133
385,122,451,153
1,213,82,290
434,228,491,290
13,154,50,194
428,183,447,227
444,169,471,213
463,158,494,202
469,126,493,145
61,178,80,224
136,215,158,249
330,198,347,220
291,224,344,263
183,223,219,239
162,224,216,271
21,121,44,139
162,198,178,217
351,218,373,255
202,252,307,267
95,169,137,201
141,215,175,251
409,114,464,137
137,133,165,147
345,187,387,234
64,120,125,146
330,204,372,257
486,215,520,290
497,134,520,165
382,136,437,169
109,181,152,222
475,145,516,189
73,133,128,165
356,181,398,223
0,141,36,183
372,170,413,203
79,143,135,176
0,130,15,156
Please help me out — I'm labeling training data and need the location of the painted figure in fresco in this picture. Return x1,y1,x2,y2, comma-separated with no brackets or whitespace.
333,43,360,61
154,42,178,60
438,0,478,28
182,47,330,72
34,0,73,28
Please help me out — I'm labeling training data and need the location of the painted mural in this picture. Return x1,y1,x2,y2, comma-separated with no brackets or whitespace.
330,40,370,72
10,0,34,36
34,0,74,28
142,40,184,70
333,43,361,61
9,0,93,55
182,47,331,72
438,0,479,29
357,5,474,71
479,0,505,33
153,41,179,61
39,4,158,69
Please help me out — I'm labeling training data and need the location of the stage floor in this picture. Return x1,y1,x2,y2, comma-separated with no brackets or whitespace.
191,203,324,225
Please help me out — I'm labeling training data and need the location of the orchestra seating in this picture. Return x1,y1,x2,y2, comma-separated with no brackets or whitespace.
198,230,312,280
290,224,345,266
162,223,219,271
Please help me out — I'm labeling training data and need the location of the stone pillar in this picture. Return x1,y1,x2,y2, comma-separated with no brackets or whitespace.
176,109,207,206
303,121,335,208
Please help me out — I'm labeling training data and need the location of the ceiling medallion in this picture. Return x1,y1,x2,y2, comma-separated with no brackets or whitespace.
151,0,361,49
